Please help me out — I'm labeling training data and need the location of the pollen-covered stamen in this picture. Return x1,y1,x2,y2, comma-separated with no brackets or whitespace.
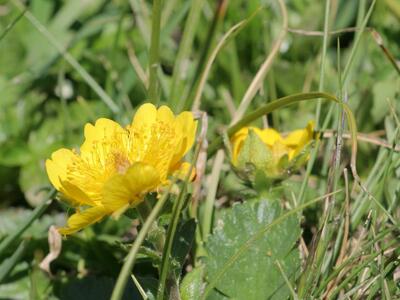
112,152,131,174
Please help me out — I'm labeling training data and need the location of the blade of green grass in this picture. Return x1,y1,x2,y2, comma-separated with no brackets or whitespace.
157,144,202,300
315,0,331,128
297,0,376,210
201,149,225,242
233,0,288,122
0,190,54,256
0,8,26,43
328,240,397,299
169,0,207,111
129,0,151,46
184,0,228,110
148,0,162,104
191,8,262,111
11,0,120,114
111,189,172,300
342,0,376,86
0,240,28,283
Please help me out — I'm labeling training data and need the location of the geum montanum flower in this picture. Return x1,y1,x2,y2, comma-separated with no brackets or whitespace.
230,121,315,180
46,104,197,235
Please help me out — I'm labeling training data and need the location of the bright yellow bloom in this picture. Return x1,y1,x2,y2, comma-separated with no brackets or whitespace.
231,121,314,179
46,104,197,235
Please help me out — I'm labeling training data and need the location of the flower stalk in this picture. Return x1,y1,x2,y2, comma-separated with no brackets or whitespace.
111,191,170,300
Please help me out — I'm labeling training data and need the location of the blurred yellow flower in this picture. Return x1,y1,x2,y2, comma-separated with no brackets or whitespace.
46,104,197,235
231,121,314,179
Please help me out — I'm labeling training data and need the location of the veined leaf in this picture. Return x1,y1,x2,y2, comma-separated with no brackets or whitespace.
205,199,301,300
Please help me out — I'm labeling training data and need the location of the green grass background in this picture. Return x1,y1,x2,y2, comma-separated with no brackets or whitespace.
0,0,399,299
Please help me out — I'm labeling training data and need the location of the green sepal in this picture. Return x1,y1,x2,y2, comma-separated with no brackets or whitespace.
236,129,272,179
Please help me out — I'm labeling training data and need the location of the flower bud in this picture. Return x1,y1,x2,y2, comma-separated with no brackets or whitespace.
230,121,315,182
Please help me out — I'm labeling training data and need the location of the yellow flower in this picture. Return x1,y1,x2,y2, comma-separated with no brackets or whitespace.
46,104,197,235
231,121,314,179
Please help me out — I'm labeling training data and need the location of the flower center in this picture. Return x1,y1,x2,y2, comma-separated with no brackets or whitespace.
112,152,131,174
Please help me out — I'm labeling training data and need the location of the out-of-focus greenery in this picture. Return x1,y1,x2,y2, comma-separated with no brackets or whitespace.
0,0,399,299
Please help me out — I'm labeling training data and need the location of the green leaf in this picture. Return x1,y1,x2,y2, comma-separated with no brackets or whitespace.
180,266,204,300
19,161,50,207
0,262,30,299
60,276,157,300
171,218,196,279
372,75,399,123
0,192,54,256
205,199,301,300
0,141,33,166
0,208,64,240
30,259,52,300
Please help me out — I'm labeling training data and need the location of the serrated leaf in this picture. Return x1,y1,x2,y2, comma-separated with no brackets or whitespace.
205,199,301,300
180,266,204,300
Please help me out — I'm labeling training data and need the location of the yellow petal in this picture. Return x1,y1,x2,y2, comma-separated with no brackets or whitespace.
102,162,160,212
271,141,290,161
170,112,197,167
172,162,196,181
176,111,197,155
283,121,314,160
60,181,94,207
81,118,125,155
157,105,175,124
46,149,97,206
46,148,75,190
231,127,265,164
131,103,157,129
58,206,108,235
129,103,158,162
101,174,132,211
111,203,131,219
283,121,314,147
283,130,306,146
258,128,282,146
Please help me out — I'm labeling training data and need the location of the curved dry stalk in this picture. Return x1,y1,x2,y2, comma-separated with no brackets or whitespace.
191,10,260,111
322,131,400,152
232,0,288,123
127,41,149,89
323,168,351,298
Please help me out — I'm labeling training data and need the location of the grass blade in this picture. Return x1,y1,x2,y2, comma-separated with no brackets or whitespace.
342,0,376,86
233,0,288,122
0,8,26,43
315,0,331,128
148,0,162,103
157,145,201,300
111,189,171,300
0,190,54,256
191,8,261,111
11,0,120,114
169,0,207,111
0,240,28,283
